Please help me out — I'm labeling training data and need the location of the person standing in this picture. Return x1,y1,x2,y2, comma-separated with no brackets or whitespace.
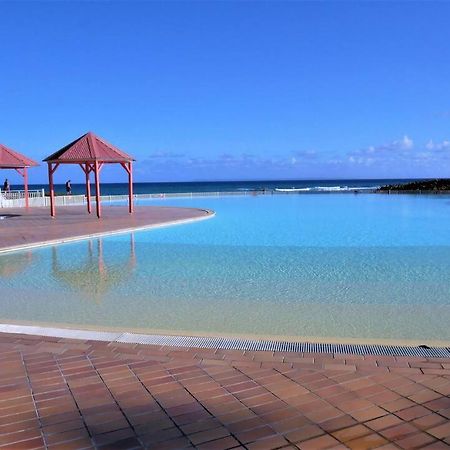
65,179,72,195
3,179,10,193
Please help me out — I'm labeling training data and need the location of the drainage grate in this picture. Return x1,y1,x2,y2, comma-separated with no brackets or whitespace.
115,333,450,358
1,323,448,358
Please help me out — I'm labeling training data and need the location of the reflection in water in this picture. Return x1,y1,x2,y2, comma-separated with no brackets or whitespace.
51,234,136,303
0,251,33,277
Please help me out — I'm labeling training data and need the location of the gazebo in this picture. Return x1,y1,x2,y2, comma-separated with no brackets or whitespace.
43,132,135,218
0,143,39,208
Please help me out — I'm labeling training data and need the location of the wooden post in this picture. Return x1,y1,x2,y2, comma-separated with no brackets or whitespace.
23,167,29,208
85,163,92,214
48,163,56,217
128,162,134,214
94,160,101,218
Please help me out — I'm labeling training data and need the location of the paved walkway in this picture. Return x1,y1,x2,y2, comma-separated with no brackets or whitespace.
0,206,212,252
0,333,449,449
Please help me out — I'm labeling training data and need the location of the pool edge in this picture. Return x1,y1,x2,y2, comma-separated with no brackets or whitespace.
1,322,448,358
0,208,215,254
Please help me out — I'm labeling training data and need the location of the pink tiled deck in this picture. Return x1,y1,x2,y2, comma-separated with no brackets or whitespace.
0,206,212,252
0,333,449,449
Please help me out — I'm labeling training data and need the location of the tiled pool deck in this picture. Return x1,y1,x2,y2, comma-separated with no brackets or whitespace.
0,332,449,449
0,205,212,253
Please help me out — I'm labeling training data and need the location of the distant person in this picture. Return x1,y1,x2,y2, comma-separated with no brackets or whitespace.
65,180,72,195
3,179,10,193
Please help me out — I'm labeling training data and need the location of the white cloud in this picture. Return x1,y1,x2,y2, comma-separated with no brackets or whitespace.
398,135,413,150
136,135,450,180
425,139,450,151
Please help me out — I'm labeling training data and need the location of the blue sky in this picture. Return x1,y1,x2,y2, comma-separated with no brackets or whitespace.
1,1,450,183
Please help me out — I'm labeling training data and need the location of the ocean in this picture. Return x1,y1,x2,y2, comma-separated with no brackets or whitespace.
25,178,418,196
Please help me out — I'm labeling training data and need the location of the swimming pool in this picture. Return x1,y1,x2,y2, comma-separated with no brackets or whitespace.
1,194,450,344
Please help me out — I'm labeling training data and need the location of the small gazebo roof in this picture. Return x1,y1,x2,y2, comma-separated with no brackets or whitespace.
43,131,135,163
0,143,39,169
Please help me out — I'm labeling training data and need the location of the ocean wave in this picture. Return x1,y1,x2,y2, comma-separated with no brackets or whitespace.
274,188,312,192
274,186,377,192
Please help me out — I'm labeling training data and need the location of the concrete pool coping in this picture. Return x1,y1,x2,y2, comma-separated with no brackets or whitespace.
1,322,449,359
0,205,214,254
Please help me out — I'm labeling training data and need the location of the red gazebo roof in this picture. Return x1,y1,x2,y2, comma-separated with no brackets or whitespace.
43,132,135,163
0,143,39,169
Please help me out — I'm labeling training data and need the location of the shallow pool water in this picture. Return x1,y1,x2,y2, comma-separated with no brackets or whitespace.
1,194,450,343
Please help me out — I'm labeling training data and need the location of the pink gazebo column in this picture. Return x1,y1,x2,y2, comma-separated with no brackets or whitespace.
79,163,92,214
94,161,102,219
47,162,58,217
128,162,134,214
23,167,29,208
121,161,134,214
15,167,30,208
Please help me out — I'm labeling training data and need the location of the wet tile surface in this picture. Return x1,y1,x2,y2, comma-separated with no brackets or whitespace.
0,333,449,449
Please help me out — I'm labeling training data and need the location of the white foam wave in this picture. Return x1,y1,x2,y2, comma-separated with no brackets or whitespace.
274,185,377,193
274,188,311,192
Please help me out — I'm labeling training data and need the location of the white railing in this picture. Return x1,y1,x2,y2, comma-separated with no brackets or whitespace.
0,189,45,208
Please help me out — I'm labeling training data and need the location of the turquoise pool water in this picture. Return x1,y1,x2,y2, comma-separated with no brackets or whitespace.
1,194,450,343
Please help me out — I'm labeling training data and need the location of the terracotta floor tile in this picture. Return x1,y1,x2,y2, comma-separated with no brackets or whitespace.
196,435,241,450
345,433,388,450
181,418,221,435
0,436,46,449
234,426,276,444
339,398,374,413
407,388,442,404
332,424,372,442
259,407,300,425
87,418,130,436
396,405,432,421
304,407,342,424
140,427,183,446
45,428,90,446
47,437,93,449
246,434,289,450
420,442,450,450
97,437,142,449
423,397,450,412
227,417,265,434
349,406,388,422
365,414,403,431
270,416,311,434
381,398,416,413
284,424,325,443
319,414,358,433
189,426,230,445
394,431,436,449
0,428,42,447
379,423,418,440
297,434,341,449
156,436,192,450
426,421,450,439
